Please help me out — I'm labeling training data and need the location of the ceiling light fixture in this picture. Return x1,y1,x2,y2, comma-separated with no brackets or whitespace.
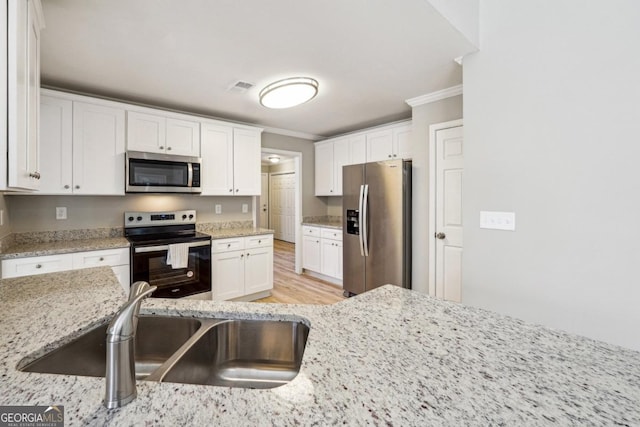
268,155,281,163
259,77,319,109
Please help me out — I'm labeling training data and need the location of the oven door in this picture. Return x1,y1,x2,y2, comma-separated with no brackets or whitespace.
131,241,211,298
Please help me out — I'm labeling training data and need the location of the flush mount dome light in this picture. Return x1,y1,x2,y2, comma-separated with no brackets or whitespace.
268,155,281,163
259,77,318,109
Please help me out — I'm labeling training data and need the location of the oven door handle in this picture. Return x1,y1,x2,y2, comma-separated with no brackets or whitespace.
134,241,211,253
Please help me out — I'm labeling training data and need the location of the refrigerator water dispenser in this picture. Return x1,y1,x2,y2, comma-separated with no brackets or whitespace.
346,209,359,235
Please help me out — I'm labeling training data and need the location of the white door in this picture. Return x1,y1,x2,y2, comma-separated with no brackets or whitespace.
434,126,464,302
39,96,73,194
212,250,245,301
165,118,200,156
270,173,295,243
244,246,273,295
314,142,334,195
260,173,269,228
232,128,261,195
127,111,165,154
200,123,234,195
365,129,393,162
302,235,321,272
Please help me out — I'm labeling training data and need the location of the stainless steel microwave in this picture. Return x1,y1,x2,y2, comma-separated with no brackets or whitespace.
126,151,202,193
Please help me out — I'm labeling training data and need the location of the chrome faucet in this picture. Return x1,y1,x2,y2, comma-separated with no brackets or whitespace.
104,281,157,409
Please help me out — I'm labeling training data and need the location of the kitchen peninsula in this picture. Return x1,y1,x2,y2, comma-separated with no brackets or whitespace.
1,268,639,425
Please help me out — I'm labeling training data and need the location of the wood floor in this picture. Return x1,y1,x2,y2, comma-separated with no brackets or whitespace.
254,239,346,305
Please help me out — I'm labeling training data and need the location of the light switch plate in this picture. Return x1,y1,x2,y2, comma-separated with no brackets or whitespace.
215,204,222,214
480,211,515,231
56,207,67,220
241,204,248,214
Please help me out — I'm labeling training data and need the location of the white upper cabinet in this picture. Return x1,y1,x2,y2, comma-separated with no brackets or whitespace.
39,95,73,194
5,0,44,191
314,121,411,196
39,91,126,195
127,111,200,157
72,101,126,195
200,123,262,196
314,141,334,196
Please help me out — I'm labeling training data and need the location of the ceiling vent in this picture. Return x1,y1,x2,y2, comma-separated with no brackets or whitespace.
227,80,254,94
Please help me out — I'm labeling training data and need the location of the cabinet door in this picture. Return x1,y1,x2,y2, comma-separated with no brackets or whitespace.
39,96,73,194
393,124,412,160
232,128,261,195
126,111,165,154
165,118,200,156
7,0,40,190
73,102,126,195
244,246,273,295
366,129,393,162
321,239,342,278
302,235,321,273
348,134,367,165
212,249,245,301
314,142,334,195
333,140,349,196
200,123,234,195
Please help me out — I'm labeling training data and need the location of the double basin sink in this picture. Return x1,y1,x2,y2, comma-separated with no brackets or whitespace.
20,316,310,389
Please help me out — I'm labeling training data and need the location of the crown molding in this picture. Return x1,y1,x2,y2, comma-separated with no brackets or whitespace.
405,84,463,108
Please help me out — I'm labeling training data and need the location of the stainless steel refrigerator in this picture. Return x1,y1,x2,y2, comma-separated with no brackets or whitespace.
342,159,411,296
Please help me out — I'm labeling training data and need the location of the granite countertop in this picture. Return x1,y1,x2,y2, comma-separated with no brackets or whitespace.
2,268,640,426
203,227,275,240
0,237,130,260
302,220,342,230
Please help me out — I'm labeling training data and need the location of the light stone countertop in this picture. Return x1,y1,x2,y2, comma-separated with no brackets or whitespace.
0,237,131,260
302,220,342,230
202,227,274,240
1,267,640,426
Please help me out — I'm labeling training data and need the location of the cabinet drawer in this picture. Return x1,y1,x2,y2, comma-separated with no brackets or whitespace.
1,254,74,279
245,234,273,249
303,226,320,237
321,228,342,241
72,248,129,268
212,237,245,253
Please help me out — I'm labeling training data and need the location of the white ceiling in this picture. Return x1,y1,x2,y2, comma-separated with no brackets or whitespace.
39,0,476,138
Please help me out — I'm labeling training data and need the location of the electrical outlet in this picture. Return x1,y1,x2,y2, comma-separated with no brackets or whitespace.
242,204,248,214
56,207,67,220
215,204,222,214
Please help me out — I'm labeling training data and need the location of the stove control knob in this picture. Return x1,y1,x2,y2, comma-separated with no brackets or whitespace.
182,214,187,220
189,214,194,219
128,216,134,222
136,216,142,221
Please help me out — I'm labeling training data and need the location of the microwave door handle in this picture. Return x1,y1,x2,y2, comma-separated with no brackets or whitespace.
187,162,193,187
134,240,210,254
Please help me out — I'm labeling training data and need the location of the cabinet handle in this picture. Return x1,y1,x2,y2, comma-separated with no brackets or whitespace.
64,185,70,189
246,253,250,257
167,147,172,151
35,264,42,269
227,243,231,248
229,189,233,192
258,240,261,244
393,154,397,157
75,185,80,189
388,154,392,158
235,189,239,192
159,146,164,150
241,254,244,258
99,257,104,261
330,189,333,192
29,172,40,179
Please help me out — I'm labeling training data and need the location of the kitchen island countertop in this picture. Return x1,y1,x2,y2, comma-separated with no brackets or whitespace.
1,267,640,426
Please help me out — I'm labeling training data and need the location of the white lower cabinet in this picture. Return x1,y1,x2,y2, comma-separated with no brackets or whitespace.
1,247,130,293
211,234,273,301
302,225,343,283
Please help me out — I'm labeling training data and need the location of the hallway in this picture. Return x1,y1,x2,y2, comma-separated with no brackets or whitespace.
255,240,346,304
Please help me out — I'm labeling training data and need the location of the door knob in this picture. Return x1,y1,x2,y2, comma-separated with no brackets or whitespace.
435,232,446,240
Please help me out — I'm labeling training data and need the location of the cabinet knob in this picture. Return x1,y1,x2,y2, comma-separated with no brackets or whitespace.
393,154,397,157
75,185,80,189
64,185,70,189
99,257,104,261
229,189,233,192
246,253,250,257
35,264,42,269
167,147,172,151
159,146,164,150
235,189,239,192
330,189,333,192
241,254,244,258
29,172,40,179
227,243,231,248
258,240,261,243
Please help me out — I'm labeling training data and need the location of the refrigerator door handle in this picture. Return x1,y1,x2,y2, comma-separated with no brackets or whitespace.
362,184,369,257
358,184,365,256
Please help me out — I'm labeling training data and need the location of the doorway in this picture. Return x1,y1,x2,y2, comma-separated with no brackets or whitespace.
428,119,464,302
260,148,302,274
270,172,295,242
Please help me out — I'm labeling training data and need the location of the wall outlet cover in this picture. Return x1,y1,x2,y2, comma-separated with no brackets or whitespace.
215,204,222,214
242,204,248,213
56,207,67,220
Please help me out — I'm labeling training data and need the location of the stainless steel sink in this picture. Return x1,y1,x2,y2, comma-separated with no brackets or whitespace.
20,316,310,389
20,316,202,379
159,319,310,389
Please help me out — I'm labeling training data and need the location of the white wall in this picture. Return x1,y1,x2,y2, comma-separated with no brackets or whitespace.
463,1,640,350
411,95,463,293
